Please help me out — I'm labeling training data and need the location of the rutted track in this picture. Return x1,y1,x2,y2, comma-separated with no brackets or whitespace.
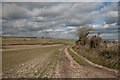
52,47,117,78
3,45,117,78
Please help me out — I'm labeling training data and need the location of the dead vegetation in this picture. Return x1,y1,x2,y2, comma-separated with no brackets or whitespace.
74,25,119,70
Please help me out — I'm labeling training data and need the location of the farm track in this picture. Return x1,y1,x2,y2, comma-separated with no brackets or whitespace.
52,47,117,78
3,45,117,78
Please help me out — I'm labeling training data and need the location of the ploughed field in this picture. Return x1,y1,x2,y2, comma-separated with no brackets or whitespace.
2,36,118,78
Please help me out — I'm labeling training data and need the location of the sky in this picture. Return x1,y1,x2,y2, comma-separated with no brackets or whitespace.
1,2,119,40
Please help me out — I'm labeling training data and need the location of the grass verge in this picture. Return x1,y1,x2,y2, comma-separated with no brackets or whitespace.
67,47,87,66
72,47,119,70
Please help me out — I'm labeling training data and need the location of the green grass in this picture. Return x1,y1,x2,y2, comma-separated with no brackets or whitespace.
67,47,87,66
73,47,119,70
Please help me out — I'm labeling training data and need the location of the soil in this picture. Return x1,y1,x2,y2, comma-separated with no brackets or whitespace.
3,45,117,78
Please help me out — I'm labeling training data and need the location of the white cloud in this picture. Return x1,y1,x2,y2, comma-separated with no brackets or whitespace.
2,2,118,40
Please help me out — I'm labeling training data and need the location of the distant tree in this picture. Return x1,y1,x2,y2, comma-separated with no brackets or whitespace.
76,25,94,46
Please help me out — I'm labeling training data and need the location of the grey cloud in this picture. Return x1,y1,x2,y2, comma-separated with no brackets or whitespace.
105,11,118,24
100,2,118,24
2,2,118,40
101,33,118,40
2,3,31,20
30,2,101,25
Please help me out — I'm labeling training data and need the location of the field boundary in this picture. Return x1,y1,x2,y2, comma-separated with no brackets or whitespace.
69,47,118,75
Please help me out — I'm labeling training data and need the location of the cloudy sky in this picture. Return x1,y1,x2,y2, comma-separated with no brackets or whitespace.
1,2,118,40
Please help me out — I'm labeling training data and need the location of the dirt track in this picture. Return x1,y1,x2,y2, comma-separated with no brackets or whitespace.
52,47,117,78
3,45,117,78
